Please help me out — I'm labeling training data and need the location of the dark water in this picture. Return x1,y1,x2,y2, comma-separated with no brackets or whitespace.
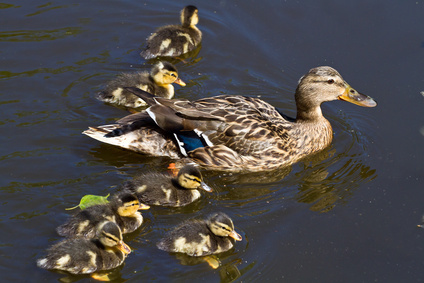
1,0,423,282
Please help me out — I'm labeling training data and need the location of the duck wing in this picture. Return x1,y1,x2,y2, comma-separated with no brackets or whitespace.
125,87,294,169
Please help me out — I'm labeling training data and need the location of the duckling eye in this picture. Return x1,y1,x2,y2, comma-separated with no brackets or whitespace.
327,79,335,84
185,175,200,183
170,73,177,78
103,233,116,241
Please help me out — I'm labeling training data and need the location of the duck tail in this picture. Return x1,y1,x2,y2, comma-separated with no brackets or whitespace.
96,90,113,102
140,49,156,60
83,125,132,148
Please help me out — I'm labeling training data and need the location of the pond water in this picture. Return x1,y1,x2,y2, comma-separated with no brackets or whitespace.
1,0,424,282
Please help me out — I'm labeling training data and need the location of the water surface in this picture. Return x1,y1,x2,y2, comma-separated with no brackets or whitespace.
1,0,423,282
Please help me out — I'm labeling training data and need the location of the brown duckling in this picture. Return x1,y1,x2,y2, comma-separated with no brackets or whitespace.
37,221,131,274
97,61,185,108
57,191,149,238
140,5,202,59
157,212,242,256
122,165,212,207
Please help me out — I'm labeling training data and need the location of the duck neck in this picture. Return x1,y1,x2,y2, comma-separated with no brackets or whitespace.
158,84,174,97
295,104,325,122
189,24,199,31
292,105,333,153
171,178,185,190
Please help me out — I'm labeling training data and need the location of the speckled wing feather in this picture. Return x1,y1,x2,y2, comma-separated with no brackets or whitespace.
122,87,300,171
153,95,297,170
191,97,298,170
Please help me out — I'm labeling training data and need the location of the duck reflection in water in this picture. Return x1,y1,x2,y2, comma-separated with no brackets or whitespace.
294,152,377,212
204,145,376,213
53,264,125,282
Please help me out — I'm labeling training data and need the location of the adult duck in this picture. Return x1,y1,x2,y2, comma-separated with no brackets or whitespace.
83,66,376,172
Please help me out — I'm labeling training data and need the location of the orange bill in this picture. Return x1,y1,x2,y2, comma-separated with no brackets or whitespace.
229,230,242,241
338,84,377,107
173,78,186,86
168,163,179,177
200,182,213,192
118,241,131,255
138,203,150,210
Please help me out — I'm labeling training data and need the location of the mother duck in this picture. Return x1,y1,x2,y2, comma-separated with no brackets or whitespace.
83,66,376,172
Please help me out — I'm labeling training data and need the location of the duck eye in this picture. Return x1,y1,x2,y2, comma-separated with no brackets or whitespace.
171,73,177,78
103,234,115,241
327,79,335,84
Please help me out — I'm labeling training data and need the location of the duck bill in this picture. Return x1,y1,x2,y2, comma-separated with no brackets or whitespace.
138,203,150,210
338,85,377,107
168,163,179,177
118,241,132,255
200,182,213,192
229,230,242,241
173,78,186,86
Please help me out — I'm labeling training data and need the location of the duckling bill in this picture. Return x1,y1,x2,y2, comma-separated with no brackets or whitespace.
122,165,212,207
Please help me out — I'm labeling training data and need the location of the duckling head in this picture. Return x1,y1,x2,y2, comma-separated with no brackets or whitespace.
97,221,131,254
176,165,212,192
151,61,186,87
113,191,150,217
207,212,242,241
295,66,376,120
181,5,199,28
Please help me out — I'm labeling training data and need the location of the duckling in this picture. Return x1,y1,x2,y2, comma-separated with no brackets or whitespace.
97,61,185,108
140,5,202,59
57,191,149,238
37,221,131,274
122,165,212,207
157,212,242,256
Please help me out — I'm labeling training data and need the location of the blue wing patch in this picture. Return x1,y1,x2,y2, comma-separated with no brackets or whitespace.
174,130,212,156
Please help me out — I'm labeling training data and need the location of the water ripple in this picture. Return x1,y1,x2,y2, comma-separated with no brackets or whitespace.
0,27,83,42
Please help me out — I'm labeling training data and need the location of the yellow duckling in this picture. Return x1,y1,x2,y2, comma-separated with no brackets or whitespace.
122,165,212,207
140,5,202,59
97,61,185,108
57,191,149,238
37,221,131,274
157,212,242,256
83,66,377,172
